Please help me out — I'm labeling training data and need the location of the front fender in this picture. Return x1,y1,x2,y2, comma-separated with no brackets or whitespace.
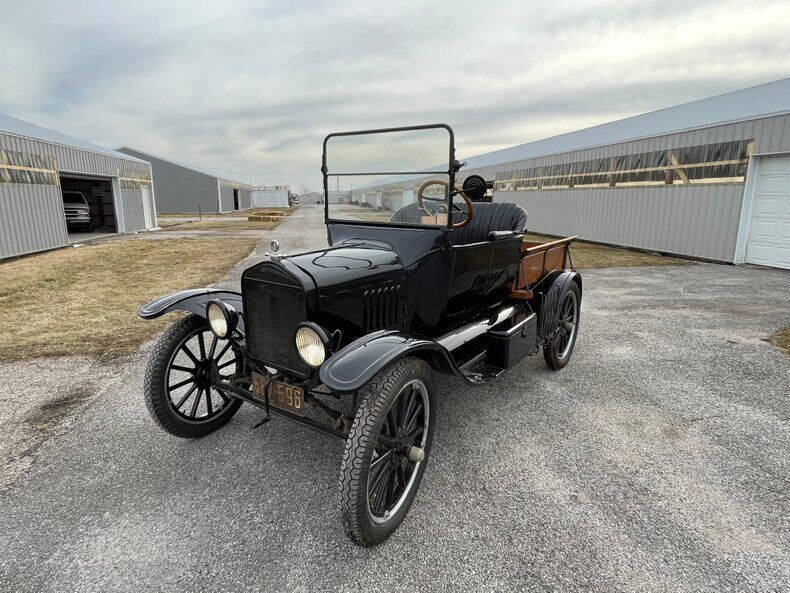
137,289,244,333
319,330,462,393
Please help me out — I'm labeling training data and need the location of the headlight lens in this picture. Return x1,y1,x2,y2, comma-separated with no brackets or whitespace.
295,325,326,367
206,301,237,338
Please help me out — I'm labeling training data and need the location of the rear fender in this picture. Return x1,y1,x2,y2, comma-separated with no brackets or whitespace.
137,289,245,333
319,330,463,393
533,270,581,340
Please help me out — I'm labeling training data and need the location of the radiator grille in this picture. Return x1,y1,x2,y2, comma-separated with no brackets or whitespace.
363,284,400,332
244,278,307,374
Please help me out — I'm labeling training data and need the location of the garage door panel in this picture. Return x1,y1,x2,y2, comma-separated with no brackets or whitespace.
752,196,783,217
745,155,790,269
749,218,779,239
755,174,787,195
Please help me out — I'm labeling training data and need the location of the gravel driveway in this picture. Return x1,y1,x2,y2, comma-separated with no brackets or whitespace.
1,204,788,592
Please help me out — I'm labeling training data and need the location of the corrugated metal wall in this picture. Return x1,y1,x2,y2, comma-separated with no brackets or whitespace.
0,183,68,259
240,187,251,209
451,113,790,261
120,188,146,233
1,132,151,180
218,181,251,211
498,185,744,260
116,148,220,214
1,131,153,259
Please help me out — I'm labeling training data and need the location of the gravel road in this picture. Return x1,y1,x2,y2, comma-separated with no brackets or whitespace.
1,204,788,592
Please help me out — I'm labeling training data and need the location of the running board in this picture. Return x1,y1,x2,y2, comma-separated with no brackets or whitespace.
458,351,506,383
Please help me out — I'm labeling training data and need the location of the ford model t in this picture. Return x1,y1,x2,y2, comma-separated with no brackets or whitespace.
139,124,581,546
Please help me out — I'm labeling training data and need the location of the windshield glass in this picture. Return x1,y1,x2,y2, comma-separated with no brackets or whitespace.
62,192,87,205
325,127,453,227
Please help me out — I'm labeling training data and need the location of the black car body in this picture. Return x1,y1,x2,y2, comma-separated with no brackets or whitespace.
139,124,581,546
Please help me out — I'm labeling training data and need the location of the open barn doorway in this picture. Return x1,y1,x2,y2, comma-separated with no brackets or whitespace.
60,174,118,243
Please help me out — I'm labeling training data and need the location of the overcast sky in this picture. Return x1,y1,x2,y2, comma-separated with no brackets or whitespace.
2,0,789,190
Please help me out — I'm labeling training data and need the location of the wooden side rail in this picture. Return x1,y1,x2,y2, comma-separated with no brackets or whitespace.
507,236,577,299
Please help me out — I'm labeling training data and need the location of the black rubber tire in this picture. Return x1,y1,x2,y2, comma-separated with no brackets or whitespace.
339,357,436,546
544,281,581,370
144,314,242,438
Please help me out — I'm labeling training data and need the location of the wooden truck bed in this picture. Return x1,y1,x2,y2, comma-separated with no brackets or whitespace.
508,236,577,299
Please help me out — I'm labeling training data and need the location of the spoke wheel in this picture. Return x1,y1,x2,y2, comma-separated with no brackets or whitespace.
339,357,436,547
367,380,428,523
144,314,243,438
544,282,581,370
166,327,239,422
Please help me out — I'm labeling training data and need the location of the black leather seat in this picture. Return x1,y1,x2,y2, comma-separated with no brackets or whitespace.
388,201,528,245
449,202,527,245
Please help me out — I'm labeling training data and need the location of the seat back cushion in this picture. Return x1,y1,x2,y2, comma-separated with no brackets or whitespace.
449,201,528,245
388,200,528,245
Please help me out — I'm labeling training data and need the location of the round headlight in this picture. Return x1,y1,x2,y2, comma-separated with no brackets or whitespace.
206,300,237,338
295,325,326,367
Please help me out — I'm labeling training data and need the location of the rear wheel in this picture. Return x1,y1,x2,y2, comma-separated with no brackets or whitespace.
144,314,243,438
544,282,581,370
339,357,436,546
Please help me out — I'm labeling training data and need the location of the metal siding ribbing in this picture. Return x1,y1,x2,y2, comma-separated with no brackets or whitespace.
443,114,790,261
506,184,743,261
240,187,251,209
0,184,68,258
218,181,250,211
1,130,152,258
219,182,233,211
120,188,146,232
0,132,151,180
116,148,220,214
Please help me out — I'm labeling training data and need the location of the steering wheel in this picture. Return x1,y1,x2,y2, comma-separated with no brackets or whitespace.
416,179,474,229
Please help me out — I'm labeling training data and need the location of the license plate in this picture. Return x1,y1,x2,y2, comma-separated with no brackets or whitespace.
251,372,304,416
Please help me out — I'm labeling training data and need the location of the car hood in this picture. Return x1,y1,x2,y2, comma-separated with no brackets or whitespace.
284,240,403,291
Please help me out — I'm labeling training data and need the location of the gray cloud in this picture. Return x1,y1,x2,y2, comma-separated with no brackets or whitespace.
1,0,789,189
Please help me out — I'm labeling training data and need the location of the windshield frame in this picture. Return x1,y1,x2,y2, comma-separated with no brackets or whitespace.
322,123,456,230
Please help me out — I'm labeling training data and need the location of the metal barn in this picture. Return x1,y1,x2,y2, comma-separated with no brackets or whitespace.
355,78,790,269
0,113,156,260
251,186,289,208
116,147,251,214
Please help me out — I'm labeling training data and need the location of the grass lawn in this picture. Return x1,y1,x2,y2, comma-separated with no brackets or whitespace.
524,233,688,268
335,208,394,223
0,238,257,361
165,219,282,231
773,327,790,355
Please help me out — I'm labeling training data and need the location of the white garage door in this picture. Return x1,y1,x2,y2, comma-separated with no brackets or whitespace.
744,155,790,269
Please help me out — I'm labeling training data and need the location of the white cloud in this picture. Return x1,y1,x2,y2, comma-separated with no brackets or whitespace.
1,0,789,189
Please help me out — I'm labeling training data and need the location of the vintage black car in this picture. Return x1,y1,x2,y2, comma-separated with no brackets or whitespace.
138,124,581,546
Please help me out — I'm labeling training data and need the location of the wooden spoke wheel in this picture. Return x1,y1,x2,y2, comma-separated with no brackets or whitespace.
144,314,243,438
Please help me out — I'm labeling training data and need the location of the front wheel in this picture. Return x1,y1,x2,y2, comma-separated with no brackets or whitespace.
544,282,581,370
339,357,436,546
144,314,243,438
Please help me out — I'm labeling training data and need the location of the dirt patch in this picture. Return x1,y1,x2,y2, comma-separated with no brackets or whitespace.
165,220,281,231
771,326,790,355
25,386,94,430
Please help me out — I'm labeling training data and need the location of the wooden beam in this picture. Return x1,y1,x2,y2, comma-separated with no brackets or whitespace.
668,151,690,184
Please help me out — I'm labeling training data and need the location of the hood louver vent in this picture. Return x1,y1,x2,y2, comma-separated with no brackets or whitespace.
363,284,401,332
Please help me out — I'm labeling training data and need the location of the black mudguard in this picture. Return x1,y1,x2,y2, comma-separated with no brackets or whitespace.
534,270,582,341
137,289,245,334
319,330,463,393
